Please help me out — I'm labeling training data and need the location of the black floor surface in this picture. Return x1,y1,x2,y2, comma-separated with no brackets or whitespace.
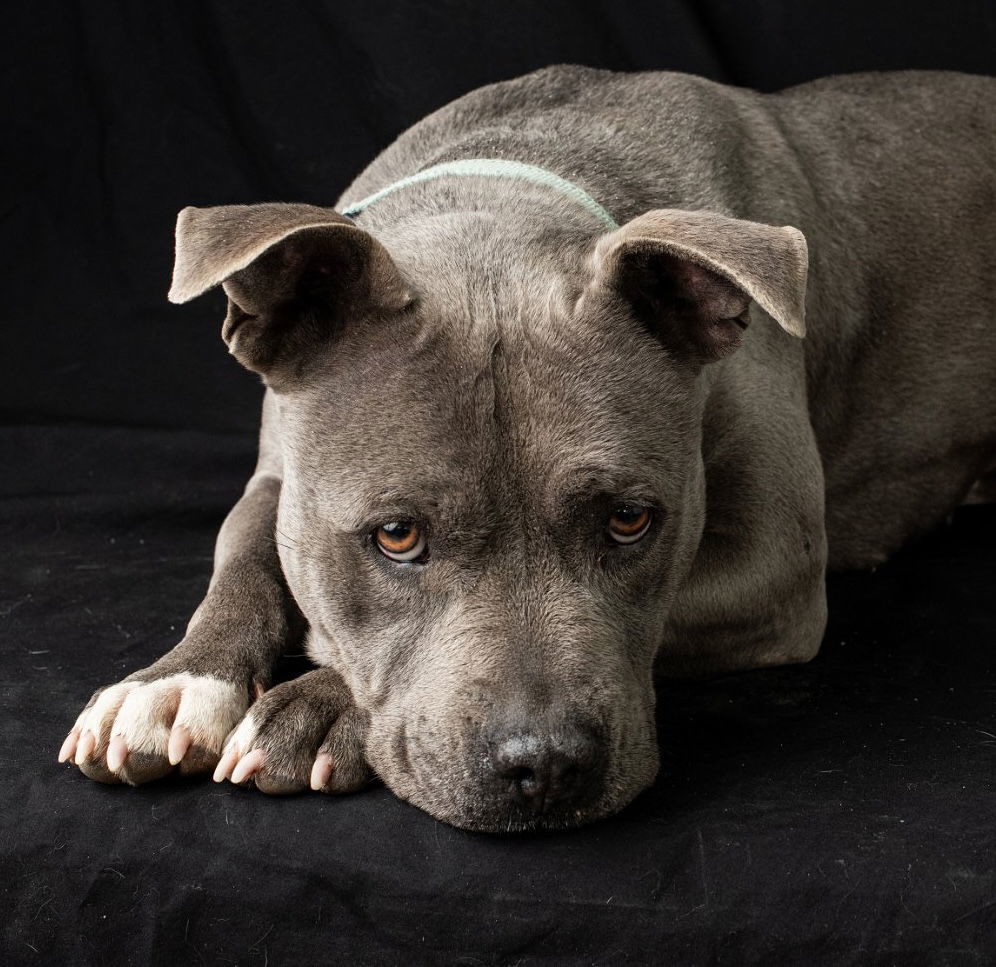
5,2,995,961
2,426,993,964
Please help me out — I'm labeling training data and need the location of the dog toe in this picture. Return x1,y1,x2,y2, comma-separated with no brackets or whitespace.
222,696,314,794
70,682,134,778
64,674,251,785
313,707,372,794
214,673,372,797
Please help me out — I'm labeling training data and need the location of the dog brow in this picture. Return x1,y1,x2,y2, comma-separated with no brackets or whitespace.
545,463,659,506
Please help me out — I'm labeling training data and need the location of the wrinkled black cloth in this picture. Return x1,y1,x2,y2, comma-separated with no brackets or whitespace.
2,2,994,963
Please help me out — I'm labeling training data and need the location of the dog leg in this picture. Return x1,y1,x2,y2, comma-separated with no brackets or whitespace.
213,667,372,796
658,378,830,677
657,516,829,678
60,400,301,784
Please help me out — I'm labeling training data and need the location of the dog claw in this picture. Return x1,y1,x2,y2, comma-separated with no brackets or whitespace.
230,749,265,785
253,681,266,700
167,725,192,766
75,730,97,765
65,675,250,785
58,730,80,763
106,735,128,772
213,744,241,783
310,753,334,791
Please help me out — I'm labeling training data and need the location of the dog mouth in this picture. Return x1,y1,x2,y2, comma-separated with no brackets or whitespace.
439,794,617,834
368,713,654,833
400,756,653,833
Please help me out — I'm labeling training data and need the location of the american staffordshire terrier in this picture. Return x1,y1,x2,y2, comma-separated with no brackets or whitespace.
59,66,996,831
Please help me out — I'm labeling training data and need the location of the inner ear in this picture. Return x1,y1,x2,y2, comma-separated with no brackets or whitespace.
618,247,752,361
589,209,808,362
168,203,412,387
222,229,368,324
219,226,389,379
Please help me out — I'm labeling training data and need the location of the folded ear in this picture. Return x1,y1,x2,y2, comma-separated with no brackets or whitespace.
169,203,411,382
590,209,808,363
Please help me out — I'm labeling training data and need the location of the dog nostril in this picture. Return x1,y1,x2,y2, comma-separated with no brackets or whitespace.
504,762,548,811
508,766,537,791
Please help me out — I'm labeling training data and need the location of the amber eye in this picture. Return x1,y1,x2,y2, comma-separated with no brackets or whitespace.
607,504,653,544
374,521,428,563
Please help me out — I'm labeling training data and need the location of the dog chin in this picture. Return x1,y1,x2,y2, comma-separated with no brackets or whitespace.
408,784,644,834
446,805,613,834
374,728,659,833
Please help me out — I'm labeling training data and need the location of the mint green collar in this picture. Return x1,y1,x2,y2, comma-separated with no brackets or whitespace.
341,158,619,229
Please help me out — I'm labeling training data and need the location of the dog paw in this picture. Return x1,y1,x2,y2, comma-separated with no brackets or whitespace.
58,673,256,785
213,670,372,796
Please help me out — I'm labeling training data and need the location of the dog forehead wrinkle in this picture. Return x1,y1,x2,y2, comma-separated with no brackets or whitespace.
491,333,696,513
281,301,507,480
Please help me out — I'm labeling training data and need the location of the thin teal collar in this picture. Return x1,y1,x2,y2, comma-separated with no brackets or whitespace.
340,158,619,229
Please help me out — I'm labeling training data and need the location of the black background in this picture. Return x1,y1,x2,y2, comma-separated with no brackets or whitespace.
2,2,995,964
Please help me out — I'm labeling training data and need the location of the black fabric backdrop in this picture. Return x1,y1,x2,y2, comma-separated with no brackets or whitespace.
2,2,994,964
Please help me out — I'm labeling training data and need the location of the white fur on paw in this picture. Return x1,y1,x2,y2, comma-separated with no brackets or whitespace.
71,681,140,762
72,674,248,778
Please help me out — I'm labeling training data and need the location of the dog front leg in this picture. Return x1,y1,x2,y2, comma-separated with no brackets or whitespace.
657,415,830,678
59,454,299,785
657,518,829,678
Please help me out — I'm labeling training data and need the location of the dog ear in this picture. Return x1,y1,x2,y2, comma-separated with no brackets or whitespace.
590,209,808,362
168,203,411,383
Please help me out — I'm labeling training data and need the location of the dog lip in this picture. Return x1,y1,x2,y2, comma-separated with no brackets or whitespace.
439,797,613,834
406,758,611,833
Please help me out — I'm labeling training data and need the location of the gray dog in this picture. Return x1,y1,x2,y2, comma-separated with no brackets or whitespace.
59,66,995,831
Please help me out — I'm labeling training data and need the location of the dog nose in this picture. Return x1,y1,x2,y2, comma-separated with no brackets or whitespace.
490,727,604,814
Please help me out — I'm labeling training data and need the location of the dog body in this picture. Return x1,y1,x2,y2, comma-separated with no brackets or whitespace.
61,67,996,831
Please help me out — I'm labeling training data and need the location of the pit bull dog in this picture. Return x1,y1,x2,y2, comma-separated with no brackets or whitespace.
58,66,996,831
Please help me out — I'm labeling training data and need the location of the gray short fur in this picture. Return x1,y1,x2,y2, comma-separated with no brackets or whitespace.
65,67,995,831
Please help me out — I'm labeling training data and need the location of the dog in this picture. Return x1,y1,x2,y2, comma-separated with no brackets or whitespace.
58,66,996,831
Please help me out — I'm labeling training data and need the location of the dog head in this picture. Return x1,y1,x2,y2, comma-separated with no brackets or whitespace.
170,200,806,830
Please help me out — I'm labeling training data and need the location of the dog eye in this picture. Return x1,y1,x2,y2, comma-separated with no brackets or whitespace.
607,504,653,544
374,521,428,563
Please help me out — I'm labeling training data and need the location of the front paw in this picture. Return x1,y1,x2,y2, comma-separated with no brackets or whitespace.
213,670,372,796
58,673,256,785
